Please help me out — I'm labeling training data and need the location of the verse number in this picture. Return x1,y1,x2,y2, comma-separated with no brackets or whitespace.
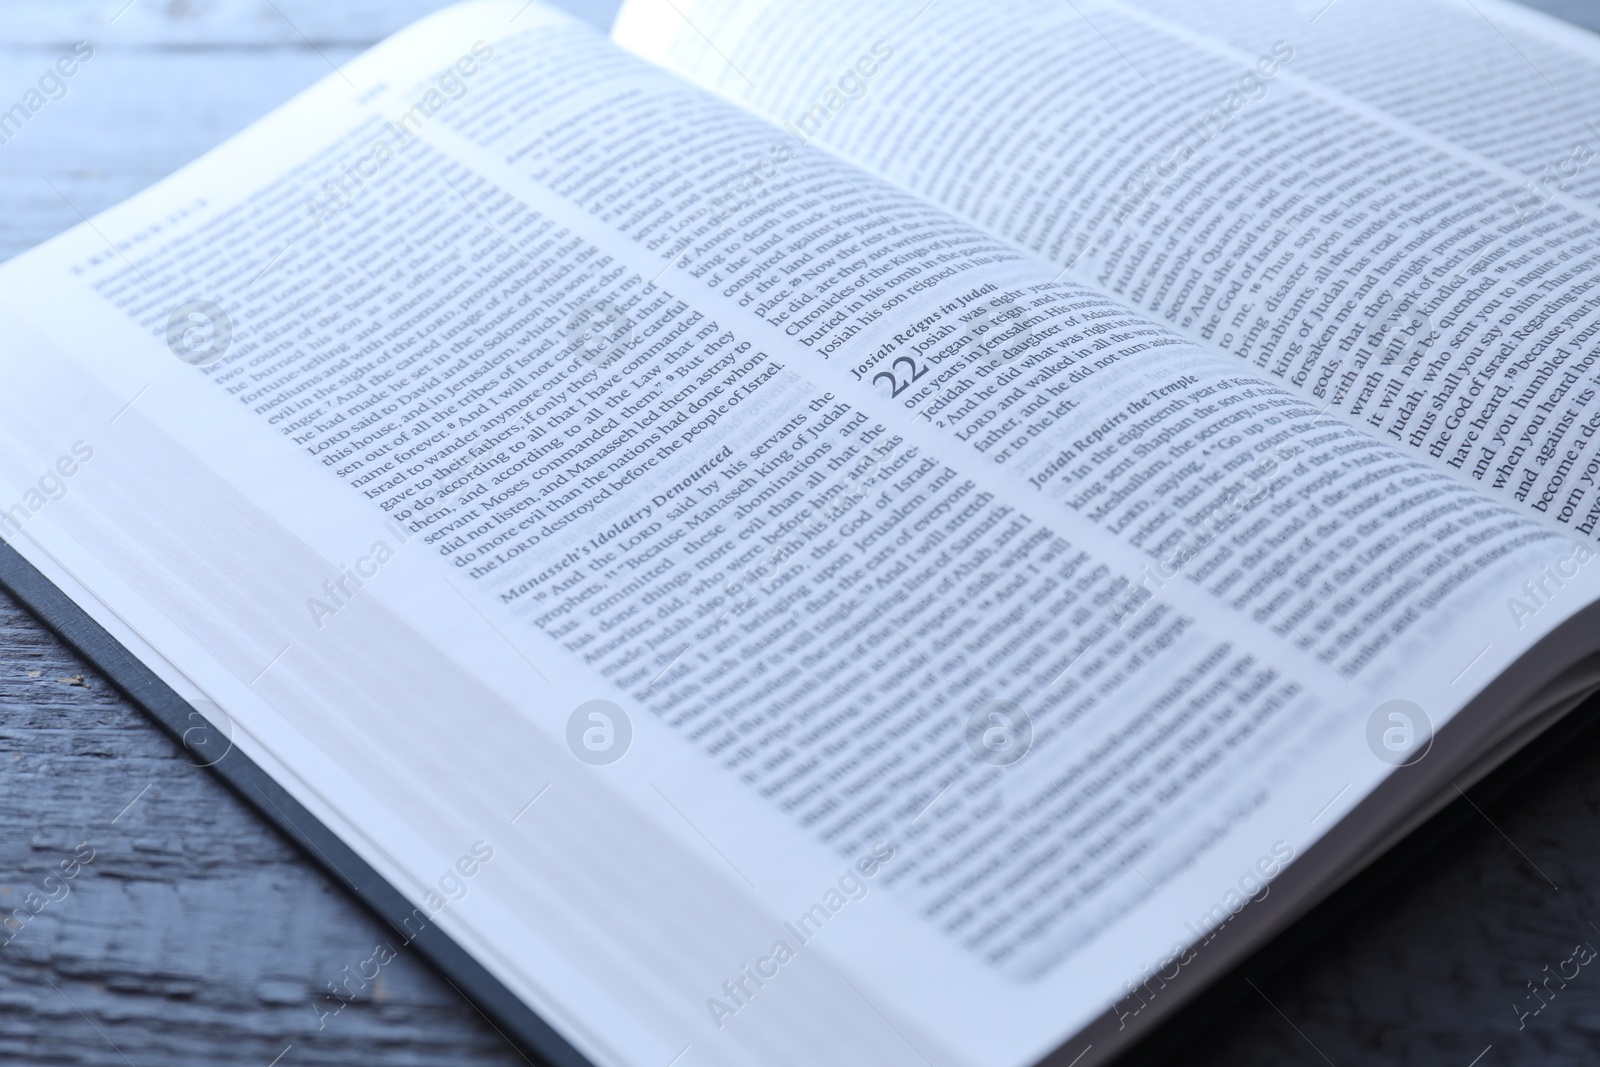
872,356,929,398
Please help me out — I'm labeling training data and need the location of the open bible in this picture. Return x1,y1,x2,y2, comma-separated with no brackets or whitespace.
2,0,1599,1062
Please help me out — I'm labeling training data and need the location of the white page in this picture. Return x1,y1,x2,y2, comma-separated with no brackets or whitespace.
0,3,1595,1066
1124,0,1600,206
615,0,1600,548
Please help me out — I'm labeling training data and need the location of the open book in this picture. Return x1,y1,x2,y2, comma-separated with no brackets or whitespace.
2,0,1598,1061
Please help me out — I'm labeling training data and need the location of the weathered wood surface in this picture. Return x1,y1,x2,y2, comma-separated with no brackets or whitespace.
3,1,1600,1064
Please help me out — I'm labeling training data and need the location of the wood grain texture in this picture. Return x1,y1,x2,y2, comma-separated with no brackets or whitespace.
2,1,1599,1065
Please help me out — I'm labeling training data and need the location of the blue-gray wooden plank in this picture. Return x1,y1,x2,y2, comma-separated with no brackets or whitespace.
2,1,1600,1065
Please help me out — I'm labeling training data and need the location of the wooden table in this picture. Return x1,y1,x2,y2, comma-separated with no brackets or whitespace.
3,1,1600,1064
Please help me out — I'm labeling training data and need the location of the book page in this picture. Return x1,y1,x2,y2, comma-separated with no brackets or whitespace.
1126,0,1600,206
1,3,1595,1066
615,0,1600,544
